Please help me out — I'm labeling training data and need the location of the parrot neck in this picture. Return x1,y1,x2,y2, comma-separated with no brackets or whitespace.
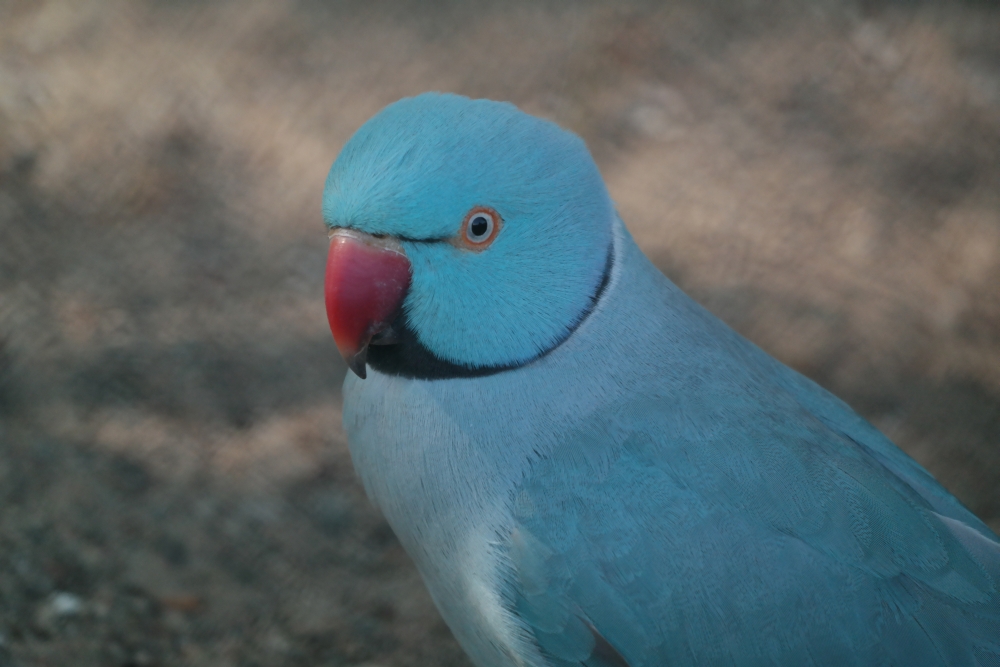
365,246,615,380
342,216,688,666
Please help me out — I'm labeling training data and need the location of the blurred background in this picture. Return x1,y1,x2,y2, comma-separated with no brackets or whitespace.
1,0,999,665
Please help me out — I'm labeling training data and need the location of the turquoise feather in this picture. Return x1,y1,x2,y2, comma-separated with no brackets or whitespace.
324,93,612,369
326,93,1000,667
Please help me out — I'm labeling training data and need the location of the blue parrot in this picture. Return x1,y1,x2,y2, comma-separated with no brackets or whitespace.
320,93,1000,667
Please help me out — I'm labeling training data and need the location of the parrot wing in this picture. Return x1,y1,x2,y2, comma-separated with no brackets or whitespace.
508,391,1000,667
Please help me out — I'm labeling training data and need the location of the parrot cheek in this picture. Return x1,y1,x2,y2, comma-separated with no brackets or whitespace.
325,229,411,379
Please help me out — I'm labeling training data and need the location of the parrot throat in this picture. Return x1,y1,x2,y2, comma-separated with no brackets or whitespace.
366,247,614,380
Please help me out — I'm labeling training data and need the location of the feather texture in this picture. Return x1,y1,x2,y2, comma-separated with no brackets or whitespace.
328,94,1000,667
324,93,612,369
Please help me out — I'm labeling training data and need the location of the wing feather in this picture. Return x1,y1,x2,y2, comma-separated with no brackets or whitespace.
507,387,1000,666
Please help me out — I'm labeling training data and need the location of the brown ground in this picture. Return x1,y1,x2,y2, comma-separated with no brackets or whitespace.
1,1,999,665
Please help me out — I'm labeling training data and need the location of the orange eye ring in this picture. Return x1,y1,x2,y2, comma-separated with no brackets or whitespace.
455,206,502,251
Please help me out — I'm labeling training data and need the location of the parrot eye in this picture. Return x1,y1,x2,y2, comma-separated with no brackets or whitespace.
469,215,490,239
457,206,501,251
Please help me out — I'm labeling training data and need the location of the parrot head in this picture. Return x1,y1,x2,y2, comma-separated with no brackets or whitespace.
322,93,614,379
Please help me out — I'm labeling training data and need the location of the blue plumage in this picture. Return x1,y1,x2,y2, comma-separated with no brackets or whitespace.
324,94,612,369
324,93,1000,666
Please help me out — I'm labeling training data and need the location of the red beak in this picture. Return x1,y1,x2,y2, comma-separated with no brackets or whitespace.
324,229,411,379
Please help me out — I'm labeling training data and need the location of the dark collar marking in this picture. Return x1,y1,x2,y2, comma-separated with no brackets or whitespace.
366,247,614,380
